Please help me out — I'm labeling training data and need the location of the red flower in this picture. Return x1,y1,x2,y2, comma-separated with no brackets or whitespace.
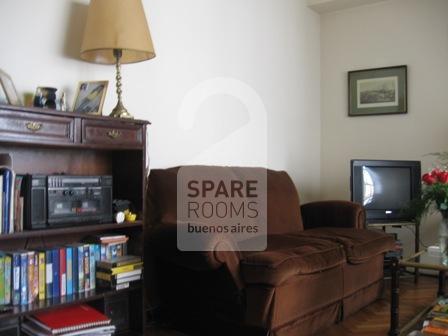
438,171,448,184
431,168,441,178
422,173,437,185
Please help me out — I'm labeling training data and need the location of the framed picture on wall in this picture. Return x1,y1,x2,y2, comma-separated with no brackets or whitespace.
73,80,108,115
348,65,407,116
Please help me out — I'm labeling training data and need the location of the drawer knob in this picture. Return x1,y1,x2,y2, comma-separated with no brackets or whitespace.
107,129,121,139
26,122,43,132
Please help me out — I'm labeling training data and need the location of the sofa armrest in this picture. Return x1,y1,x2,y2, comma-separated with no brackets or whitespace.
301,201,365,230
148,223,245,290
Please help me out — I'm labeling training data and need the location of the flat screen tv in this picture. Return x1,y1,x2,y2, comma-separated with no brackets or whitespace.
350,160,421,223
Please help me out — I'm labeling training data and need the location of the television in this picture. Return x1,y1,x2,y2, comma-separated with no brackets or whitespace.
350,160,421,223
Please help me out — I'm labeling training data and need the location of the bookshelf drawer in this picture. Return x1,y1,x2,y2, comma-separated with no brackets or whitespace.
82,120,143,147
0,111,74,144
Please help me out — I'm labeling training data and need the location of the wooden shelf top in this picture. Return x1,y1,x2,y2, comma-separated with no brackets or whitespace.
0,282,142,320
0,104,151,125
0,221,143,241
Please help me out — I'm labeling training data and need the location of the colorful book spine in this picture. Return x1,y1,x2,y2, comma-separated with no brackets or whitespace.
45,250,53,299
10,252,20,305
33,253,38,301
100,245,106,260
71,246,78,294
38,252,45,301
59,248,66,296
77,246,84,293
66,247,73,295
89,245,96,290
20,252,28,305
27,251,35,303
1,169,11,234
4,255,11,304
52,248,60,298
0,253,5,304
83,245,90,291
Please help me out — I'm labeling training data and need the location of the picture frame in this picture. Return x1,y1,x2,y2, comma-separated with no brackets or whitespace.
348,65,407,117
72,80,108,115
0,69,21,106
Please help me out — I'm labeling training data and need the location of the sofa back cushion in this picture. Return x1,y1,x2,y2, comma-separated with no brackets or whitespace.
148,166,303,234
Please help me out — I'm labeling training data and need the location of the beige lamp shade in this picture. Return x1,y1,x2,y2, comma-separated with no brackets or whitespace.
81,0,155,64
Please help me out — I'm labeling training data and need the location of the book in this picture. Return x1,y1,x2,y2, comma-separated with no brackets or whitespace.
13,175,24,233
0,177,3,234
59,248,66,296
83,245,90,291
66,247,73,296
22,321,116,336
33,253,39,301
96,255,141,269
1,168,12,234
98,262,143,276
96,268,142,282
88,234,127,244
89,245,95,291
96,274,141,288
52,248,60,298
65,244,80,294
38,252,46,301
27,251,35,303
77,245,84,293
0,253,4,304
20,251,28,305
422,325,448,335
4,254,11,304
27,304,111,334
44,249,53,299
9,251,21,305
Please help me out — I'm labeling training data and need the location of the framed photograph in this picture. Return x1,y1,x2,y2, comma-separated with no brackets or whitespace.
348,65,407,116
0,69,21,106
73,80,108,115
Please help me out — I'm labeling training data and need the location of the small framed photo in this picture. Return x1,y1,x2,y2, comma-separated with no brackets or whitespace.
73,80,108,115
0,69,21,106
348,65,407,116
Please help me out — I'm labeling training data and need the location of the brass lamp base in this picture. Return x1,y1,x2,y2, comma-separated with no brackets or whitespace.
109,49,134,119
110,100,133,119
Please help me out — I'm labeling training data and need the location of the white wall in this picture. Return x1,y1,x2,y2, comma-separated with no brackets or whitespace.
0,0,321,201
320,0,448,254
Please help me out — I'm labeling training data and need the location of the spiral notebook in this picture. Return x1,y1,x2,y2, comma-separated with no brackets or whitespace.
27,304,111,335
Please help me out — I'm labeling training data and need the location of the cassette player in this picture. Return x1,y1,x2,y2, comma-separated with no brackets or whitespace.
25,175,113,229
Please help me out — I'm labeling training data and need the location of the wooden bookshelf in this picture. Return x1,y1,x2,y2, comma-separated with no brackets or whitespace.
0,221,143,241
0,104,149,335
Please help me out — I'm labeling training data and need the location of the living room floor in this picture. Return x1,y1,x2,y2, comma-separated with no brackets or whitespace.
147,275,438,336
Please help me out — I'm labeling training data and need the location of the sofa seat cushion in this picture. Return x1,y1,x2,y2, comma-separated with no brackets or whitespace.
241,235,345,286
299,228,394,264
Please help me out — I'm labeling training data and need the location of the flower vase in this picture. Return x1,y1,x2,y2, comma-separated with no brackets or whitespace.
439,214,448,266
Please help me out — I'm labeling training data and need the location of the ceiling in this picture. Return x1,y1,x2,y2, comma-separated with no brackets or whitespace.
307,0,389,14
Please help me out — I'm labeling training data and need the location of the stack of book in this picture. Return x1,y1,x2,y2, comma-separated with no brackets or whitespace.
96,255,142,290
85,234,129,260
0,244,100,305
22,304,115,336
0,153,25,235
421,299,448,335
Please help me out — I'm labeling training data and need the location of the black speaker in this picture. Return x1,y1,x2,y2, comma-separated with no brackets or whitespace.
24,175,47,230
102,176,113,223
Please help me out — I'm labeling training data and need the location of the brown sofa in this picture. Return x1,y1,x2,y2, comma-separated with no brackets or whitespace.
146,166,394,336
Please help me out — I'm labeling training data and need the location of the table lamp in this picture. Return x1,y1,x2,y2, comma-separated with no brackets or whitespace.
80,0,155,119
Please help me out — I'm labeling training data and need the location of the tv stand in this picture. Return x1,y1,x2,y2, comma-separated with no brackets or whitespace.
367,221,421,283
